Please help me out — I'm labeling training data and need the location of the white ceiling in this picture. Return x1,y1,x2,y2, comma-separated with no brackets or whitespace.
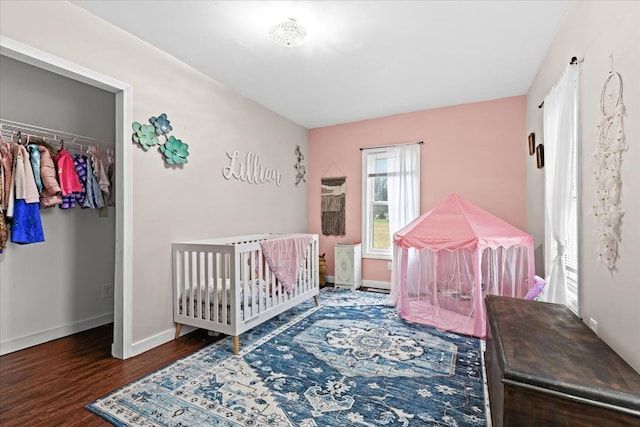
73,1,572,129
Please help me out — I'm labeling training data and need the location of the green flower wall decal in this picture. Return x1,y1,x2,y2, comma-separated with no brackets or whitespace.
132,113,190,165
132,122,159,150
150,113,173,136
160,136,189,164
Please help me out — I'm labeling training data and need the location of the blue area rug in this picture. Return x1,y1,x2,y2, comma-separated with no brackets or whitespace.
87,289,488,426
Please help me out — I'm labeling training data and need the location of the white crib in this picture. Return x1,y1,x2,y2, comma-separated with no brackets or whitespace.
172,233,319,354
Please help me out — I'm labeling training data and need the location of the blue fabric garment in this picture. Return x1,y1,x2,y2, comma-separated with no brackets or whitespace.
80,157,105,209
27,145,43,194
81,157,97,209
73,154,88,206
89,160,105,209
11,199,45,244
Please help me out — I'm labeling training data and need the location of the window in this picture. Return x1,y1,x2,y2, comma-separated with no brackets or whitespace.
362,150,390,258
543,63,580,314
362,144,420,259
564,149,579,314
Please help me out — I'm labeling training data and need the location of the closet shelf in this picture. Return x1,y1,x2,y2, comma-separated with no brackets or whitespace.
0,119,115,153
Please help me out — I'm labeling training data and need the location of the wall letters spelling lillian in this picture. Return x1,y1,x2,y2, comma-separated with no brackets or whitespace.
222,150,282,186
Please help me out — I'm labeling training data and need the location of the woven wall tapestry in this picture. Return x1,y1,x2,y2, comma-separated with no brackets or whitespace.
321,177,346,236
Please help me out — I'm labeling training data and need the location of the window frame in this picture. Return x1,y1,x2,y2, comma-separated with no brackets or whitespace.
362,144,421,260
362,148,392,260
564,139,580,315
544,99,581,316
544,146,581,316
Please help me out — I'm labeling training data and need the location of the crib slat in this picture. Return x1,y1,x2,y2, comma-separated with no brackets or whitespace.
195,251,202,320
186,251,193,317
191,251,199,318
242,252,250,320
251,251,258,316
230,252,239,327
255,250,264,313
264,258,272,309
221,253,227,325
205,252,211,321
176,248,185,319
248,251,257,318
212,253,219,323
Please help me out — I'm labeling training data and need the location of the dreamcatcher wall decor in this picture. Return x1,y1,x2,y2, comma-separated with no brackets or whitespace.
593,56,626,271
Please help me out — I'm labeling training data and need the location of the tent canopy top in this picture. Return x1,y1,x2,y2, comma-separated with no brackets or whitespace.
393,193,533,251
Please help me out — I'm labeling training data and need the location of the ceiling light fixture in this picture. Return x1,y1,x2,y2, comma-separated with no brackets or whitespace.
269,18,306,47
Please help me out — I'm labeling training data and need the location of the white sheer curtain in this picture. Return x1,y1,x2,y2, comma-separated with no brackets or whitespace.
387,143,421,239
543,63,580,305
388,143,420,305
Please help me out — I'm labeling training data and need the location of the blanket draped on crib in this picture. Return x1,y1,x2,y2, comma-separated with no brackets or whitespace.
321,177,346,236
260,235,313,292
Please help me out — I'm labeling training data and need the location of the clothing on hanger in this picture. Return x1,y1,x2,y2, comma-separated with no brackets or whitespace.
73,154,88,206
107,160,116,207
81,156,104,209
11,199,45,244
0,122,115,252
38,145,62,208
0,183,7,252
27,144,43,194
55,148,82,196
0,141,14,210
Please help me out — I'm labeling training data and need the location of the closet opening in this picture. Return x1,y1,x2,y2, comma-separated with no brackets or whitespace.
0,36,132,359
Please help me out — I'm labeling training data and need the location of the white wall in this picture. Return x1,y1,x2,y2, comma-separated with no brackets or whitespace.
0,55,116,354
527,1,640,372
0,1,308,349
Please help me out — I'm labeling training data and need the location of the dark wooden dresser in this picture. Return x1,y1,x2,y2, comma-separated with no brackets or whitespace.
485,295,640,427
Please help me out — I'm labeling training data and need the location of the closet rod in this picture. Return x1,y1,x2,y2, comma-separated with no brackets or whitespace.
538,56,584,109
360,140,423,151
0,118,115,150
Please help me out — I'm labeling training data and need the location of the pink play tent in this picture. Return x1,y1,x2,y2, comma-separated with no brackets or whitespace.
391,194,535,338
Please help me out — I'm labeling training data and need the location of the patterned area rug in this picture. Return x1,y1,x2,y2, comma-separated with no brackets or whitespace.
87,289,488,426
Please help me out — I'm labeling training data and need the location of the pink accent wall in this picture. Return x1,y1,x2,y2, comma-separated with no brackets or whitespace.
308,95,527,283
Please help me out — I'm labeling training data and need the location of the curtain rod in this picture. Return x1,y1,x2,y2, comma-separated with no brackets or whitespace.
360,140,423,151
538,56,583,109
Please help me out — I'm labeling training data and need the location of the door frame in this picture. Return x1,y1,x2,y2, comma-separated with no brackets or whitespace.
1,35,134,359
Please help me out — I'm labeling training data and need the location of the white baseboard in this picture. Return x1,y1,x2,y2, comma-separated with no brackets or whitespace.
0,313,114,356
325,276,390,291
362,280,391,290
129,324,198,357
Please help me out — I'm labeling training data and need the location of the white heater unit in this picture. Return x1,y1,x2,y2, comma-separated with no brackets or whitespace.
334,243,362,290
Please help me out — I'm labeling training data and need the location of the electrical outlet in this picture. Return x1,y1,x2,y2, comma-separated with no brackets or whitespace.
589,318,598,334
102,283,113,299
387,262,393,271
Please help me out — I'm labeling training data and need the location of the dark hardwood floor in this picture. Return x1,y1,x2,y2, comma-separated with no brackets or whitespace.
0,324,222,426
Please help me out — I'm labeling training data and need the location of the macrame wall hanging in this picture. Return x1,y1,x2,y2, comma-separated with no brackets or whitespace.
593,57,626,271
321,177,346,236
